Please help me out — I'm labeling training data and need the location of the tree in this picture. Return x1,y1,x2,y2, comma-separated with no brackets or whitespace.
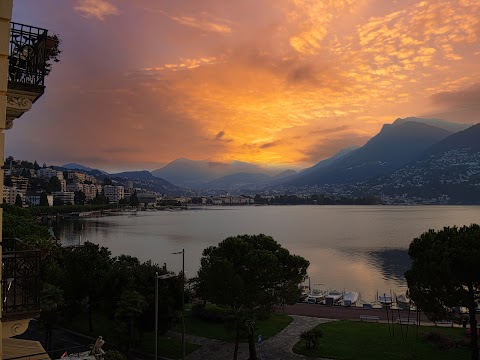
49,176,62,193
129,191,139,207
53,197,63,206
405,225,480,360
40,284,64,351
92,191,109,205
62,242,112,333
4,176,13,187
21,168,31,178
40,192,49,207
74,190,86,205
45,34,61,76
103,177,113,186
15,194,23,207
115,290,147,353
34,160,40,170
197,234,309,360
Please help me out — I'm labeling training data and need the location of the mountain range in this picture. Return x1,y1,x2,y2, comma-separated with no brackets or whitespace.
59,117,480,203
151,158,297,189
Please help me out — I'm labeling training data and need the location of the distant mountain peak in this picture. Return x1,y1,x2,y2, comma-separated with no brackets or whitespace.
62,163,93,171
392,117,470,133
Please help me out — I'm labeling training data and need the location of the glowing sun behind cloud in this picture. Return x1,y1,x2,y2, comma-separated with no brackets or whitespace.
8,0,480,171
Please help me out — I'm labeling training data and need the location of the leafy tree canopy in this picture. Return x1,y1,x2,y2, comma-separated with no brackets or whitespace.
197,234,309,359
405,224,480,360
15,194,23,207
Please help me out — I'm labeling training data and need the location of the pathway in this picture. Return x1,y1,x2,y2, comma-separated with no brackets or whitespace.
171,315,332,360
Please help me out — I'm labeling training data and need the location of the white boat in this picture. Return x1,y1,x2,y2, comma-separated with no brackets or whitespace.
306,285,327,304
298,285,310,302
325,290,344,305
378,293,393,306
396,294,410,309
343,291,359,306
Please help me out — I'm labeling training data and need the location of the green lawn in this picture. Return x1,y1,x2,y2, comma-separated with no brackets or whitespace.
177,306,293,342
293,320,470,360
64,312,200,359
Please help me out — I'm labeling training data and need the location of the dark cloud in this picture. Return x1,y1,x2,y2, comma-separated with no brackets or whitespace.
309,125,351,136
299,134,370,163
425,83,480,123
260,140,283,149
431,83,480,107
214,131,225,140
213,131,233,142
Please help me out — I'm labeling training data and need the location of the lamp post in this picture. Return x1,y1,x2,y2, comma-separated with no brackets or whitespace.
155,272,176,360
172,249,185,360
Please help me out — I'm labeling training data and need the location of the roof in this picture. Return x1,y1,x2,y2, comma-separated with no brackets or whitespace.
3,338,50,360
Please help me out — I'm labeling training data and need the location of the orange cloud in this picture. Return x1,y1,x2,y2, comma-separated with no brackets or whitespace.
161,10,232,34
12,0,480,170
74,0,119,20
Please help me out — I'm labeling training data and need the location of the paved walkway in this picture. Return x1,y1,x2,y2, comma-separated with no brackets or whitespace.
169,315,332,360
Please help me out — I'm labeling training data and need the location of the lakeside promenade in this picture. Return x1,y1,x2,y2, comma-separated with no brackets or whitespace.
282,303,473,327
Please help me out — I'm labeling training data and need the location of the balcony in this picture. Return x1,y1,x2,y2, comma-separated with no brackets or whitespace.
1,238,41,322
6,22,54,129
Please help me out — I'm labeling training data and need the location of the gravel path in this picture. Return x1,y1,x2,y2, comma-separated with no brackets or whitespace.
173,315,332,360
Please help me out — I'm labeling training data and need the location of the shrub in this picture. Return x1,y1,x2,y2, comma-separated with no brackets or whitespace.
300,329,323,349
422,331,455,351
191,304,231,323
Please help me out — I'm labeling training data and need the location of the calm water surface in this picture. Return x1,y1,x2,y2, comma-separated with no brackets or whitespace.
58,205,480,302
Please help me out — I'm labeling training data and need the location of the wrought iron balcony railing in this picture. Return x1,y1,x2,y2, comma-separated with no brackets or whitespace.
8,22,50,88
2,238,41,319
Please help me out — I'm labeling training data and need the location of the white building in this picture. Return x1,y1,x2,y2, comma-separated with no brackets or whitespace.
24,192,53,207
37,168,63,180
66,183,98,201
103,185,125,203
52,191,75,205
3,186,25,205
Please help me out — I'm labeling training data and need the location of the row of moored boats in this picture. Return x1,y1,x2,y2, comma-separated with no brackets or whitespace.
299,285,411,309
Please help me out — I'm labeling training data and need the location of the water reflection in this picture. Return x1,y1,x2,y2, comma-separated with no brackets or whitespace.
336,248,411,283
57,206,480,302
365,248,411,283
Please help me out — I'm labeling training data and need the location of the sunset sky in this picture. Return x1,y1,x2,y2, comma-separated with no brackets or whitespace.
7,0,480,172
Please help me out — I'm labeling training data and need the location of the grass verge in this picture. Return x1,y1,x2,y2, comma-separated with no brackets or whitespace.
293,320,470,360
177,306,293,342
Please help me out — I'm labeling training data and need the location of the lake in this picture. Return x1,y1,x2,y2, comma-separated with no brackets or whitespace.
58,205,480,302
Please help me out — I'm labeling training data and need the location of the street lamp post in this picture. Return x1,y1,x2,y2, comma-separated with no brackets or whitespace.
172,249,185,360
155,272,176,360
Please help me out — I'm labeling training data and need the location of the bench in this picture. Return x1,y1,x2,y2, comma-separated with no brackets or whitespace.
396,318,417,325
435,320,453,327
360,315,379,322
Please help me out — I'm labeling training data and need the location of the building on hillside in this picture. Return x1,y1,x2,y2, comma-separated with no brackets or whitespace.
137,190,157,206
66,182,84,192
24,191,53,206
84,183,99,201
10,175,28,191
3,186,25,205
52,191,75,205
60,178,67,192
1,5,53,357
103,185,124,203
67,171,86,183
37,167,62,179
66,182,96,201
